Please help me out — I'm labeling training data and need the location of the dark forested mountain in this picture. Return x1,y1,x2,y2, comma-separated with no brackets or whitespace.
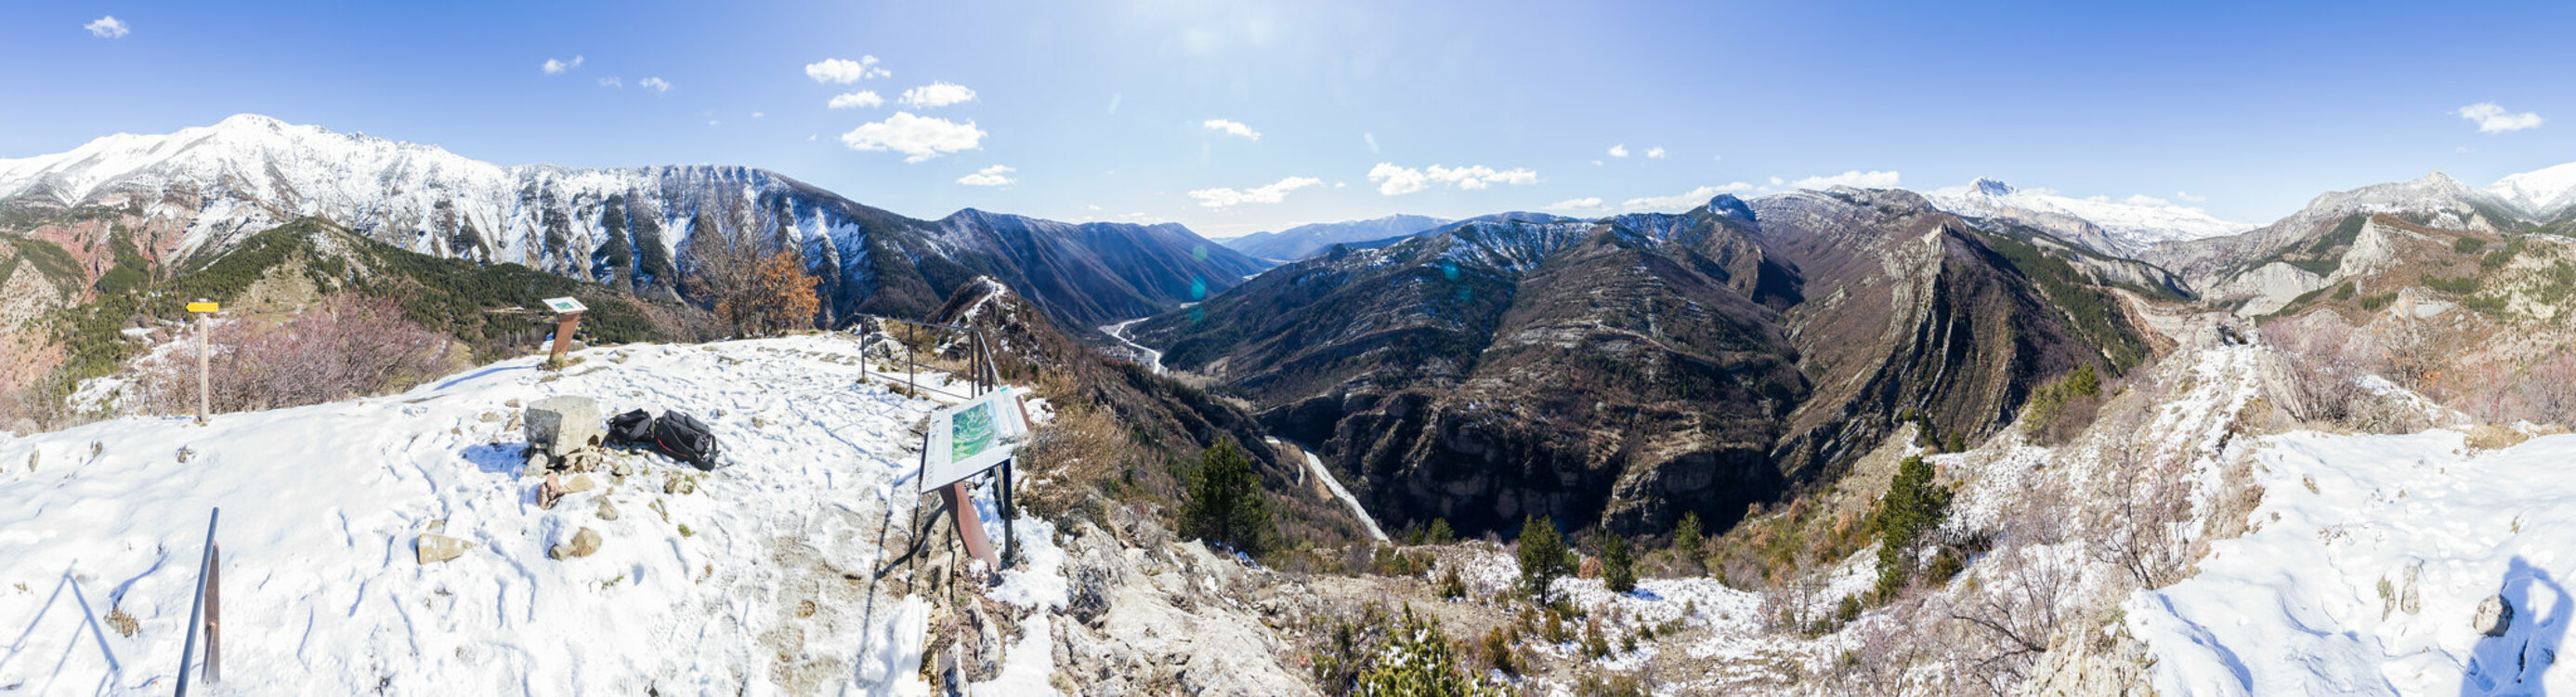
1131,191,2156,537
1220,214,1452,263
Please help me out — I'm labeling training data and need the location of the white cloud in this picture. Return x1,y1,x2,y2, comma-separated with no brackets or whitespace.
84,16,128,39
1646,146,1667,159
829,91,884,109
897,82,976,108
1544,197,1607,212
708,120,721,127
1712,154,1724,162
1592,160,1605,167
1768,177,1785,186
1608,144,1629,158
2457,102,2543,134
839,112,986,163
1791,170,1901,190
1366,163,1540,195
1188,177,1323,208
638,77,672,93
542,55,583,75
597,77,622,88
805,57,890,84
1364,132,1380,153
2174,191,2205,203
751,112,765,119
1202,119,1261,140
958,164,1016,187
1622,183,1757,211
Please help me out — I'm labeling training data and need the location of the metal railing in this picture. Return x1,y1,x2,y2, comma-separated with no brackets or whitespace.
174,508,219,695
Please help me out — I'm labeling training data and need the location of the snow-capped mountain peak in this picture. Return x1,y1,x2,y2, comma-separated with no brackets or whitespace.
1926,178,2256,256
2487,161,2576,217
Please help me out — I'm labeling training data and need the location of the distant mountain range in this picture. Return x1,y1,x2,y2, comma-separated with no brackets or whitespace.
0,114,1263,332
1220,214,1452,262
1923,178,2255,256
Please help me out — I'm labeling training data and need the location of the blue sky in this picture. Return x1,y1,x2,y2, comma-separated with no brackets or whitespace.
3,1,2572,237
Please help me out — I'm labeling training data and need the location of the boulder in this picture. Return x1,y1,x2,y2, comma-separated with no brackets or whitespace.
2475,593,2515,637
415,533,473,564
595,497,620,521
524,396,604,458
550,527,602,560
564,474,597,493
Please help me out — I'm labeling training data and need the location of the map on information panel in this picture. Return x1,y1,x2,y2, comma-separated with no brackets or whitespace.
921,388,1027,492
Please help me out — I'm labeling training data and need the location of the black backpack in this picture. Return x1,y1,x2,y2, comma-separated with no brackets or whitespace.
606,409,654,447
648,410,724,470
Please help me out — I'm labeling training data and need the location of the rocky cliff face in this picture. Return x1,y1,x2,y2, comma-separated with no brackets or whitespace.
1131,191,2147,537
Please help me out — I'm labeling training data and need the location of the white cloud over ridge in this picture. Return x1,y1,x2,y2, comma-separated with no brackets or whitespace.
829,91,884,109
1366,163,1539,195
638,77,672,93
543,55,583,74
1544,197,1606,212
1791,170,1901,189
958,164,1015,187
85,16,128,38
805,57,890,84
2457,102,2543,133
1623,183,1756,211
1189,177,1322,208
899,82,976,108
840,112,986,163
1202,119,1261,140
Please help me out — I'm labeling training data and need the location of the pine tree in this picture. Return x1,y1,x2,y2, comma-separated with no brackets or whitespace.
1602,536,1636,594
1183,439,1270,556
1672,512,1706,572
1516,516,1574,605
1874,454,1953,599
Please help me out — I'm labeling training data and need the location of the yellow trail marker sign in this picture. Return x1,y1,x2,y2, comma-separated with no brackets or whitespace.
187,302,220,313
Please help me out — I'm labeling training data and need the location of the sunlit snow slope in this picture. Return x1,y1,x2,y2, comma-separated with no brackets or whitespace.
0,335,979,694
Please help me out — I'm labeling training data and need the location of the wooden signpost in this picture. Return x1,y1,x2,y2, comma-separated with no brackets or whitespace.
187,300,217,424
542,296,587,366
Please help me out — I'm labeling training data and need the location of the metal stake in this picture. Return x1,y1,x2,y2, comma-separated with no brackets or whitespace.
175,508,218,696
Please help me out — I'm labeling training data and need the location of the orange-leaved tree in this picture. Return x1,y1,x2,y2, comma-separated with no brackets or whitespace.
715,249,820,336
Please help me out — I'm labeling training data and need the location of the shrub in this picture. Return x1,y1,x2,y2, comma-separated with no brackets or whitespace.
2454,237,2488,255
140,291,453,414
1517,516,1575,605
1182,438,1271,556
1352,606,1506,696
1671,512,1706,573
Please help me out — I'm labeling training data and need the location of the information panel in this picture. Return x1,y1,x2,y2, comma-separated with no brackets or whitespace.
920,388,1029,492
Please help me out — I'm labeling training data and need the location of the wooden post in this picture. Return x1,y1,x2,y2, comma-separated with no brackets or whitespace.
203,543,219,683
938,481,999,568
547,311,582,365
905,322,917,396
195,301,210,425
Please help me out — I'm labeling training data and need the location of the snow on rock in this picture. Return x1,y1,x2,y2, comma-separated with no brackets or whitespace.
2129,429,2576,696
1927,178,2256,254
0,335,951,694
2487,161,2576,217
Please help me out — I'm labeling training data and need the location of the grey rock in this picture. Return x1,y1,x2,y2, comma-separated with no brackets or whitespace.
2475,594,2514,637
415,533,472,564
595,497,620,521
564,474,597,493
525,452,553,477
524,396,604,458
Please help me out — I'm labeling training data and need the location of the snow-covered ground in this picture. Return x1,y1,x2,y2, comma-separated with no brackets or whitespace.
0,335,1029,694
2128,429,2576,696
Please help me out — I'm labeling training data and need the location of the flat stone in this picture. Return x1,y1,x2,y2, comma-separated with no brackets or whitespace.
595,497,620,521
415,533,472,564
524,396,604,458
550,527,602,560
564,474,597,493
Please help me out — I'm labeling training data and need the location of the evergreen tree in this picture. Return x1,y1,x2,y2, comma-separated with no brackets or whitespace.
1602,536,1636,594
1516,516,1574,605
1874,454,1953,599
1672,512,1706,572
1182,439,1270,556
1352,606,1505,697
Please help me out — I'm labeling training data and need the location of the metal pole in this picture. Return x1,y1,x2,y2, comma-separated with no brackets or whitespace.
175,507,218,697
196,306,209,425
203,544,219,683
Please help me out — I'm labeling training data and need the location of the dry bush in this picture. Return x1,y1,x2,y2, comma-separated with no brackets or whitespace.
1942,477,2080,693
1013,398,1135,526
2084,438,2192,591
139,291,452,415
2260,318,2368,425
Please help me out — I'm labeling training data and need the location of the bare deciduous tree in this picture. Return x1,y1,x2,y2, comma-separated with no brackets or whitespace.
141,291,452,414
